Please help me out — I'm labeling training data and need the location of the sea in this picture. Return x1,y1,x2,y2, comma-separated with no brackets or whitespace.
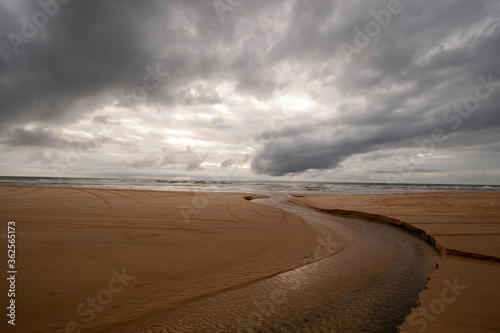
0,176,498,194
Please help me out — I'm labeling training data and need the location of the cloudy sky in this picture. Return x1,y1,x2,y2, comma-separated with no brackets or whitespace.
0,0,499,184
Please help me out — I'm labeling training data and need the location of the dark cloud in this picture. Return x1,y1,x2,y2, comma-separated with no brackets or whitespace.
1,1,157,125
175,84,222,106
160,147,208,172
220,154,249,168
250,0,500,176
93,115,121,126
1,127,69,148
0,0,498,182
0,126,109,149
0,0,232,130
220,158,237,169
128,156,159,169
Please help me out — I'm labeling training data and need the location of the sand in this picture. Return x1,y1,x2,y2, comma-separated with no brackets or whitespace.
0,186,340,333
289,192,500,333
2,187,498,332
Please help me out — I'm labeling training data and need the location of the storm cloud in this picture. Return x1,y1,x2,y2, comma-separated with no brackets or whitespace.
0,0,499,183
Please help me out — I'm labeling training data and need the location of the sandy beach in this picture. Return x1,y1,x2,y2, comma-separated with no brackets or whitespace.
1,186,499,332
289,192,500,332
0,186,340,332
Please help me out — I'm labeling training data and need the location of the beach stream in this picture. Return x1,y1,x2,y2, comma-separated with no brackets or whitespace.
113,194,440,333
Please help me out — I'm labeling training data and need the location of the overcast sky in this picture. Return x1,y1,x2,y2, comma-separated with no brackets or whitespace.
0,0,499,184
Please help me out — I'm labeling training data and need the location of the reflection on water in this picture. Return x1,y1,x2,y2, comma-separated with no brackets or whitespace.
112,195,440,333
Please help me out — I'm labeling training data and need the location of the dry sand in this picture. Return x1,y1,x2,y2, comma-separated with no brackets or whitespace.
289,192,500,333
0,186,341,333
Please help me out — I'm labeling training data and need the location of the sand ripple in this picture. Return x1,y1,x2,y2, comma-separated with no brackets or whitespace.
111,195,439,333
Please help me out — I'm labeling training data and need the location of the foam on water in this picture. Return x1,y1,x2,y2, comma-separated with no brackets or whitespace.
1,176,499,194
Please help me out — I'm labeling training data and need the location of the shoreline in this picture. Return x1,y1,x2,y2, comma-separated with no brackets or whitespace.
289,192,500,332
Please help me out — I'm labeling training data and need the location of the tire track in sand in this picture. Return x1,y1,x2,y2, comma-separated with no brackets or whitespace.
225,205,243,222
0,186,42,198
74,188,137,241
22,234,162,282
107,190,150,209
0,186,23,195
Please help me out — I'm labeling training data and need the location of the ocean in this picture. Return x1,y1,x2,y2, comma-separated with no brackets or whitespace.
0,176,498,194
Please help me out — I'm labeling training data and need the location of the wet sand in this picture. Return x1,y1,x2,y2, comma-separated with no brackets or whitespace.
289,192,500,333
0,186,340,332
114,195,438,332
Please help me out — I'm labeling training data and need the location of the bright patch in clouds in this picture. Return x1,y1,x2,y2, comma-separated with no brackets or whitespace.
0,0,499,184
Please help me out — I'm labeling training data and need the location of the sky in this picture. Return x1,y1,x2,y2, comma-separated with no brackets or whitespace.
0,0,499,184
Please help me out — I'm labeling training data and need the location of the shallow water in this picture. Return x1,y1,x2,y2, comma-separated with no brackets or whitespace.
110,194,440,333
